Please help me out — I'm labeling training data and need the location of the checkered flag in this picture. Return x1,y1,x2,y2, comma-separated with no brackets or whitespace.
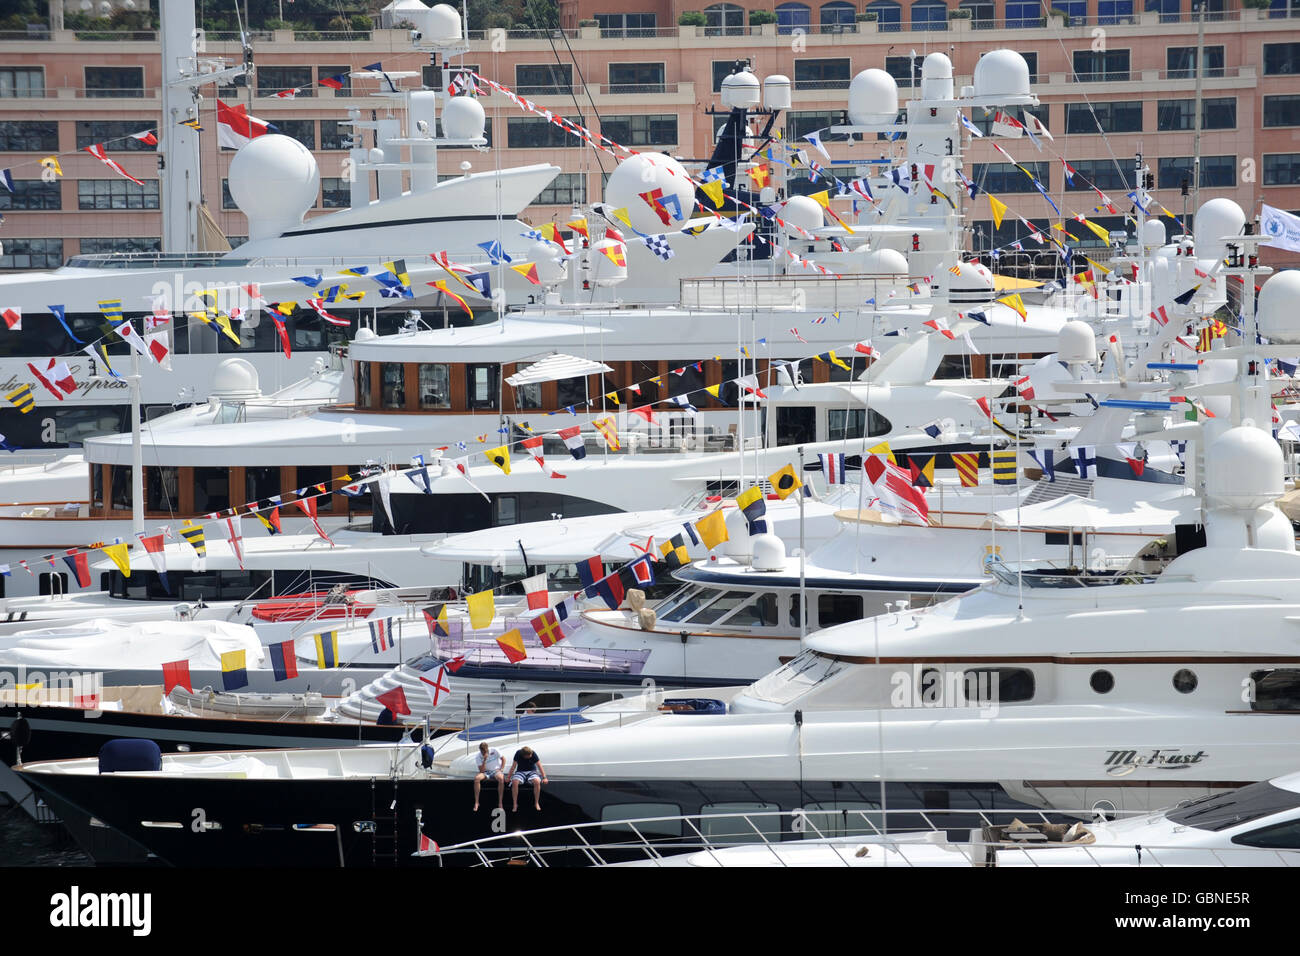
643,234,675,261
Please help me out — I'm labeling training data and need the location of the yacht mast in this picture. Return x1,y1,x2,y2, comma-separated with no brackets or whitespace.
1191,0,1207,215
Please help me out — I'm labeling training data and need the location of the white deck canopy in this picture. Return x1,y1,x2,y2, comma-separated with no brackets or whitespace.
505,353,614,387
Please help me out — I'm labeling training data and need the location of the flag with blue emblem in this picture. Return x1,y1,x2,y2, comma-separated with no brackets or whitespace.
1070,444,1097,479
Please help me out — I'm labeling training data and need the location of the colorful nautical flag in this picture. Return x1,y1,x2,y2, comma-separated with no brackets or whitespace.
484,445,511,475
6,385,34,414
376,686,411,716
180,520,206,557
62,550,91,589
369,618,393,653
819,453,846,485
314,631,339,669
523,573,549,610
909,456,936,488
221,649,248,690
593,416,620,450
268,640,299,682
466,589,495,629
768,464,803,500
423,603,449,638
496,628,527,663
694,508,729,550
531,609,565,648
991,449,1018,485
953,453,980,487
557,425,586,459
736,485,767,534
659,534,691,569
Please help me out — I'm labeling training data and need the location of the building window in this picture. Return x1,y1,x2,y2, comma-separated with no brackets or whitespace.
1063,158,1131,192
1157,97,1236,131
911,0,948,30
1265,95,1300,128
77,179,159,210
84,66,144,98
794,58,850,90
776,2,812,33
437,116,492,148
972,162,1050,193
418,364,451,409
607,63,665,94
0,120,57,152
515,64,572,95
595,12,657,37
786,110,850,142
422,63,479,89
1146,0,1180,22
712,60,743,92
507,116,582,149
960,0,995,26
1167,45,1224,79
704,3,745,34
1065,101,1142,133
221,178,238,210
73,121,154,152
465,364,499,410
600,114,678,146
272,119,315,150
1158,155,1236,189
866,0,903,30
820,1,857,30
1264,42,1300,75
537,172,587,206
321,177,350,208
79,237,161,255
1269,0,1300,16
1051,0,1087,21
0,238,62,269
1005,0,1045,26
1097,0,1134,22
320,120,354,150
1073,50,1130,81
381,363,406,409
0,67,44,97
884,56,922,88
0,180,60,211
316,65,352,96
257,66,313,97
1264,153,1300,185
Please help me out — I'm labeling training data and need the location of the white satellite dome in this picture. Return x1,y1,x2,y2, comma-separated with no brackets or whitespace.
920,52,953,101
723,509,752,560
1141,218,1167,249
209,358,261,401
848,69,898,126
603,153,695,237
948,260,996,303
1057,320,1097,364
227,134,319,240
1192,197,1245,262
721,71,760,109
442,96,485,140
591,239,627,287
860,248,909,274
423,2,462,40
529,241,567,284
781,195,824,234
973,50,1031,100
1205,426,1283,511
750,533,786,572
763,74,791,110
1257,270,1300,344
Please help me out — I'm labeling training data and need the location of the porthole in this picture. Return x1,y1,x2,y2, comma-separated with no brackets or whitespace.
1089,669,1114,694
1172,669,1198,694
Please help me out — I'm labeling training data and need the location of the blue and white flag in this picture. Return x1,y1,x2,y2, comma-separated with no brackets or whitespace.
1029,447,1055,482
818,452,846,484
1261,204,1300,254
803,129,830,161
668,394,697,416
1070,444,1097,479
643,234,674,261
959,114,984,138
476,240,512,264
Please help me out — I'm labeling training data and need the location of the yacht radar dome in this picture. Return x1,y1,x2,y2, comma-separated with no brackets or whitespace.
763,75,792,110
591,239,628,286
781,195,824,234
750,533,786,572
442,96,486,140
973,50,1032,101
861,248,909,274
1206,426,1283,512
604,153,696,236
1141,218,1167,250
529,242,567,285
422,3,462,40
227,134,319,240
1057,320,1098,364
721,70,761,109
208,358,262,402
921,53,954,101
848,69,898,126
947,260,996,303
1193,198,1246,264
1257,270,1300,344
723,510,752,560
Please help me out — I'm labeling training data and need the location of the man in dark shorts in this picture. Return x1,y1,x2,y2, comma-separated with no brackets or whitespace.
507,745,548,811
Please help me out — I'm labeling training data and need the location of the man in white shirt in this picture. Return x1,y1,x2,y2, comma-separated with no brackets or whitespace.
473,741,505,811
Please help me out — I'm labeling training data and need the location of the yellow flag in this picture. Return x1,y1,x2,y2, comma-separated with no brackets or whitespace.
705,383,722,399
485,445,511,475
988,195,1007,230
809,189,831,208
828,349,851,372
997,293,1027,320
40,156,63,177
612,207,633,229
768,464,803,500
700,179,725,208
867,440,896,464
467,589,495,629
1084,256,1112,276
694,508,729,550
1079,217,1111,243
604,391,621,406
103,540,131,577
214,312,242,346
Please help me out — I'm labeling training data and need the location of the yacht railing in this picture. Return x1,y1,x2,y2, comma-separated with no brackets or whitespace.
988,562,1158,589
429,807,1252,868
679,275,912,312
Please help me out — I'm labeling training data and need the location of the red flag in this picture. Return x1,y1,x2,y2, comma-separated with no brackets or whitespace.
376,686,411,716
129,129,158,146
162,660,192,695
530,609,565,647
84,143,144,185
294,495,331,542
272,315,292,357
975,396,993,419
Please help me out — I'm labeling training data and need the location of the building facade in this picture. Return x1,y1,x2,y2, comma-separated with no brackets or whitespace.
1,2,1298,269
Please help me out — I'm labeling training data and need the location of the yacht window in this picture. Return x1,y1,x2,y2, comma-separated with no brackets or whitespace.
746,649,849,705
245,466,281,504
110,464,133,510
193,467,229,513
818,593,863,628
515,382,543,410
1168,781,1300,832
92,465,103,509
688,590,758,626
355,362,372,408
494,496,518,526
518,693,561,713
1231,819,1300,850
654,585,703,618
296,466,334,512
381,363,406,409
658,587,718,623
1248,669,1300,711
962,667,1035,704
466,364,499,410
720,592,779,628
699,803,781,845
1172,668,1198,694
776,406,816,446
601,804,683,837
555,376,588,409
419,364,451,410
828,407,892,440
800,802,883,839
789,593,804,629
1090,670,1115,694
145,465,178,512
578,692,623,707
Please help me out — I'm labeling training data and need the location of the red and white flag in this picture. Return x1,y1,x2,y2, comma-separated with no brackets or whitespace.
522,572,549,610
129,129,158,146
225,517,244,570
306,298,349,326
28,359,75,401
216,100,277,149
114,321,150,357
415,832,440,856
418,665,451,707
294,495,332,543
84,143,144,185
1149,305,1170,326
863,454,930,526
923,317,956,340
1014,375,1036,401
991,111,1024,138
145,331,172,369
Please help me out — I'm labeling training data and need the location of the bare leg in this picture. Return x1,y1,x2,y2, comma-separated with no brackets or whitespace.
511,777,519,812
532,776,542,810
473,774,482,811
495,773,505,808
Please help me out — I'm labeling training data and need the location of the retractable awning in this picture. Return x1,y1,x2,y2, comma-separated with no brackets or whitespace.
505,353,614,386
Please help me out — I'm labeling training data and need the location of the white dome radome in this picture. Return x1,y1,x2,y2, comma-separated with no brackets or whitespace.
227,134,319,240
1058,320,1097,364
1257,270,1300,344
1205,426,1283,511
603,153,696,237
781,195,824,234
1142,218,1167,249
920,52,953,100
721,71,760,109
973,50,1031,100
209,358,261,401
861,248,909,274
529,242,567,284
591,239,627,287
750,533,786,572
424,3,461,40
442,96,485,140
723,509,752,559
763,74,791,110
848,69,898,126
1192,197,1245,261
